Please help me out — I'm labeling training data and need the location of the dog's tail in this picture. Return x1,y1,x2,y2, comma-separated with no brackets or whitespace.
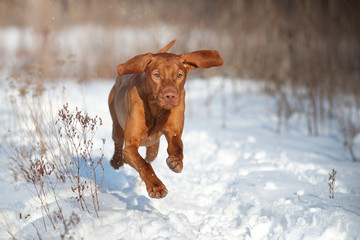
158,40,176,53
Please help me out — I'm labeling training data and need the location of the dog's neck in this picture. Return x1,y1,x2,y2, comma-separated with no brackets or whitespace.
146,95,169,118
144,97,170,136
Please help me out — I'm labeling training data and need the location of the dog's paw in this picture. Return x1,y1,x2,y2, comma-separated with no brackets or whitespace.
110,154,124,169
166,156,183,173
147,182,168,199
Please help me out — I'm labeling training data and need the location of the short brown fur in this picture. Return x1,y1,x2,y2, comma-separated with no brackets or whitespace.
109,40,223,198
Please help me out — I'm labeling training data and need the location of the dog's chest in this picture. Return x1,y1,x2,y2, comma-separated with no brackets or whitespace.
140,131,162,147
141,108,171,146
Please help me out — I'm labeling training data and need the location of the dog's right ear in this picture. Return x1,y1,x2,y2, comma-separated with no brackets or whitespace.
117,53,153,75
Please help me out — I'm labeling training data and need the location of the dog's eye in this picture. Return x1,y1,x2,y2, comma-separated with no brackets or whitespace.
177,73,183,78
153,72,161,79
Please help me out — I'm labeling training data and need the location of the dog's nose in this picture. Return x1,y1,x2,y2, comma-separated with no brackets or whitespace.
163,90,178,103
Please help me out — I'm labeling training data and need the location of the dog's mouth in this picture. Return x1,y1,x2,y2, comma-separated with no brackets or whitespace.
159,101,177,110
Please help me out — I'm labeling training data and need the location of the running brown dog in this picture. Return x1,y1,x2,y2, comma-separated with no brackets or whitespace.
108,40,223,198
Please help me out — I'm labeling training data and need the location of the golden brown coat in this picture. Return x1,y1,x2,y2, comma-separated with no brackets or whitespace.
108,40,223,198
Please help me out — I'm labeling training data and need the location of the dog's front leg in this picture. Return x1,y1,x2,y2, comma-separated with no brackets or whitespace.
164,103,185,173
122,133,168,198
165,131,184,173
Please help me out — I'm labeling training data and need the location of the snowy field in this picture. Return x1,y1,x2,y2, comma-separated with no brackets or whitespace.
0,77,360,240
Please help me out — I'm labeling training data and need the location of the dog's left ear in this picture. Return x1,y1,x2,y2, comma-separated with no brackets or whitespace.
117,53,153,75
180,50,224,72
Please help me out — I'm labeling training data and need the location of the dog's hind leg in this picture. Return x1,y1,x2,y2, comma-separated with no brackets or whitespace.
110,125,124,169
109,85,125,169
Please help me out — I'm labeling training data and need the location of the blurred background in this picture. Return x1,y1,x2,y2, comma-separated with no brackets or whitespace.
0,0,359,159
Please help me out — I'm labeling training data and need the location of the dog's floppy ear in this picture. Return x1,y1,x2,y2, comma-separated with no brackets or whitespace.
117,53,153,75
180,50,224,72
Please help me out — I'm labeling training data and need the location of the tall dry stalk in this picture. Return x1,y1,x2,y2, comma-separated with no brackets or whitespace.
328,169,337,199
56,103,104,217
1,76,105,234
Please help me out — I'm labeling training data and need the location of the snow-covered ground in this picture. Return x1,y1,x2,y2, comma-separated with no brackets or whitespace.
0,77,359,240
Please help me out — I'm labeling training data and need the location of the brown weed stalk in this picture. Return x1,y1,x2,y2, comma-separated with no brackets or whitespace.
1,77,105,236
22,155,57,231
328,169,337,199
56,103,104,217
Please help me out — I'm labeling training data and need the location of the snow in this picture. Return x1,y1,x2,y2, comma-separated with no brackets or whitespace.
0,76,359,239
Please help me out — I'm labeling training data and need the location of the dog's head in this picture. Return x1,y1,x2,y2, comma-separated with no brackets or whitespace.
117,41,223,110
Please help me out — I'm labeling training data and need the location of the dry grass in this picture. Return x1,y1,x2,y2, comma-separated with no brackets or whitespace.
56,103,105,217
328,169,337,199
1,77,105,235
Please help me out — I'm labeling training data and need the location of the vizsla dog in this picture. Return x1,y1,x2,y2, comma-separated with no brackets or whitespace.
108,40,223,198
